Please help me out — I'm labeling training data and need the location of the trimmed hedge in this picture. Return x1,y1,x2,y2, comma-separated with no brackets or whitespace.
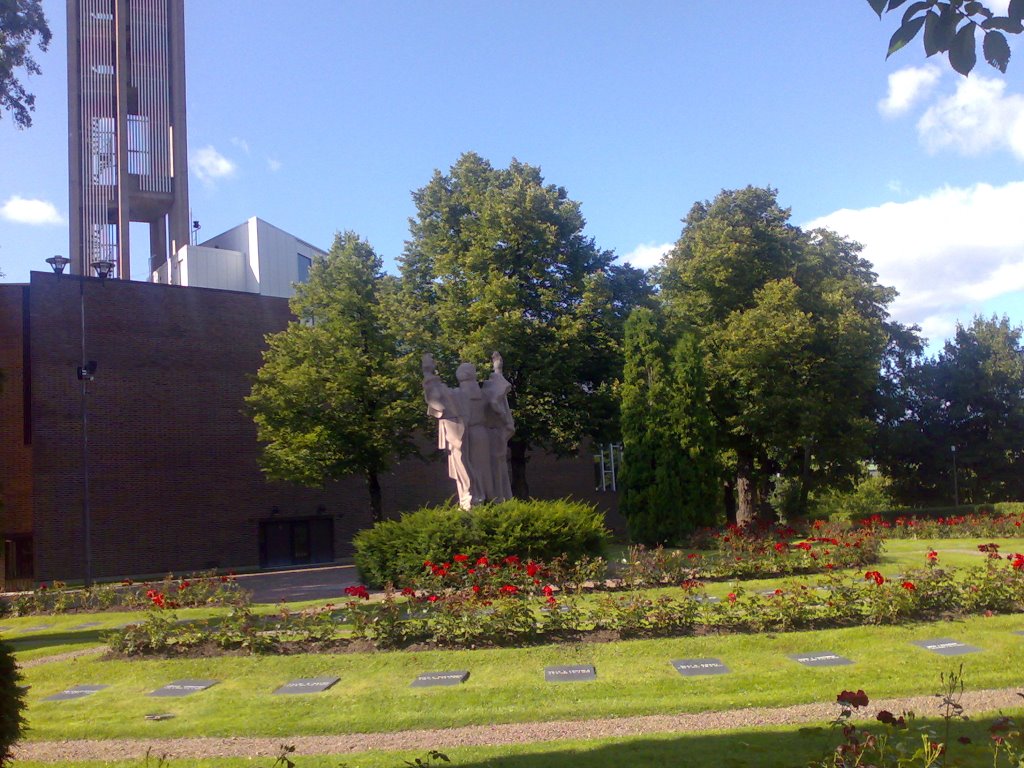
354,498,610,587
0,637,25,767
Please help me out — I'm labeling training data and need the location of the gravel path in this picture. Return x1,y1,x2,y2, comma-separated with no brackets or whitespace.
18,646,107,669
14,687,1024,763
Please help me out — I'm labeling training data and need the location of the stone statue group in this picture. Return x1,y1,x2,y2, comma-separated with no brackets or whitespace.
422,351,515,510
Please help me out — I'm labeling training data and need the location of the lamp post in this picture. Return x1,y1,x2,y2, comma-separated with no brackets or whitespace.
46,255,113,587
951,445,959,508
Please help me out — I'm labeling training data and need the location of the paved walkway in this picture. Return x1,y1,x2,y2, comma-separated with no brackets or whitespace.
231,564,362,604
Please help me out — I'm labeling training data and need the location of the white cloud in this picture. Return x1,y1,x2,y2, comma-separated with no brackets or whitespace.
0,196,63,225
806,181,1024,343
879,65,941,117
267,157,282,172
230,137,250,154
191,145,236,183
620,242,672,269
917,75,1024,158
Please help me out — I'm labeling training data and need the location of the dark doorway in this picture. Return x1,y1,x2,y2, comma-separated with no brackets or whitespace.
4,535,34,580
258,517,334,568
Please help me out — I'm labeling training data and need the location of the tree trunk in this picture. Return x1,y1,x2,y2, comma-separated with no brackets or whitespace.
795,441,813,522
723,479,737,527
735,451,756,527
366,469,383,523
509,438,530,499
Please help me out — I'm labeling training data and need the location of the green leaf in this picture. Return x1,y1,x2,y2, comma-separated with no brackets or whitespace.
1010,0,1024,24
887,15,927,56
887,0,913,9
964,2,993,18
949,21,978,74
868,0,889,17
981,16,1024,33
924,4,960,54
903,1,935,24
982,29,1010,72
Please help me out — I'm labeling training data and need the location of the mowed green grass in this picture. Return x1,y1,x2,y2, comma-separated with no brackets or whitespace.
16,613,1024,741
12,714,1024,768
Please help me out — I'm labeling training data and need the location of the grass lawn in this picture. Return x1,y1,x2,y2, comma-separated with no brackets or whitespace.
17,613,1024,741
11,714,1024,768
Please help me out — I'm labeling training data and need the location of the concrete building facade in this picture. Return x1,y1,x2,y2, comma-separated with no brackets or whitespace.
155,217,327,298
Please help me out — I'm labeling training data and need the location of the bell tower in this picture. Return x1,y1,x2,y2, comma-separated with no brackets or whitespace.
66,0,190,282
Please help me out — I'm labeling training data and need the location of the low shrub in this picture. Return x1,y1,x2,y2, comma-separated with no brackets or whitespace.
0,637,26,767
1,570,247,616
808,474,895,522
855,509,1024,538
353,499,610,586
108,546,1024,655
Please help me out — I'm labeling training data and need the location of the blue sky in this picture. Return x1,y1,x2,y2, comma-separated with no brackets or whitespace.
2,1,1024,348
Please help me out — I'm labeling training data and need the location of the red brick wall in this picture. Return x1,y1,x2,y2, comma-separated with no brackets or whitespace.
20,273,620,581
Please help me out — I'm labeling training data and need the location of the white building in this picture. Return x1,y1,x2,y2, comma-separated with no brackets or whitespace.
154,217,325,298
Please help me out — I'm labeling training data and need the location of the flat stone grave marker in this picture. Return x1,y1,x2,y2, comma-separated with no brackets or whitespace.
0,626,10,632
72,622,101,630
148,679,219,697
1013,630,1024,636
545,664,596,683
789,652,854,667
144,713,175,721
411,671,470,687
691,595,721,604
43,684,107,701
912,638,981,656
273,677,339,695
21,624,52,632
671,658,730,677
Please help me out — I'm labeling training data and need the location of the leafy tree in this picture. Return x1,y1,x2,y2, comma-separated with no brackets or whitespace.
0,636,26,767
619,307,720,544
1,0,51,128
876,315,1024,504
246,232,421,522
661,187,894,525
397,152,651,496
867,0,1021,76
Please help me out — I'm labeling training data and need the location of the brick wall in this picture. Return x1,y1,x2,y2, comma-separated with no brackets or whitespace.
0,285,34,584
18,273,619,581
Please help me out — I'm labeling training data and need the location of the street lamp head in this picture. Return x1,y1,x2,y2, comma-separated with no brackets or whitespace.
46,255,70,274
91,259,115,280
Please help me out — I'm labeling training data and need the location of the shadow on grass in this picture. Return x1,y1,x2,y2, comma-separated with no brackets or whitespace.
398,714,1018,768
7,629,108,654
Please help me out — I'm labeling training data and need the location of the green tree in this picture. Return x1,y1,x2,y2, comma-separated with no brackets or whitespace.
397,152,650,496
1,0,51,128
246,231,421,522
661,187,894,525
877,315,1024,504
619,307,720,544
867,0,1021,76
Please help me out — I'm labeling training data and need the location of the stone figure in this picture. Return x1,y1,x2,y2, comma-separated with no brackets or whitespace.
422,351,515,509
